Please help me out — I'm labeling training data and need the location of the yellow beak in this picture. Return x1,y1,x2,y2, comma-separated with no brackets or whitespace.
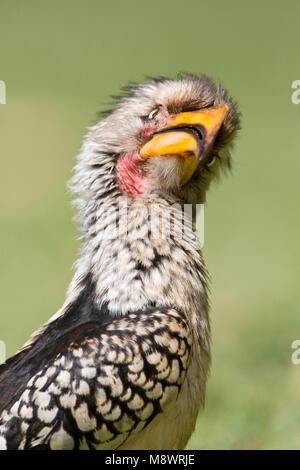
140,104,229,185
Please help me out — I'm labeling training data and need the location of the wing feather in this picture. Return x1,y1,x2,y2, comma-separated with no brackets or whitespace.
0,309,191,450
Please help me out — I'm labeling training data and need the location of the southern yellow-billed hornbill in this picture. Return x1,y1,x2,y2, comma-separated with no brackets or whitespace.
0,75,240,450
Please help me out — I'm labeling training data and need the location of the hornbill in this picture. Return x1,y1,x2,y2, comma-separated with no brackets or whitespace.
0,75,240,450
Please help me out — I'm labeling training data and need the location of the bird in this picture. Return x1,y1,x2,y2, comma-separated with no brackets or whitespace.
0,74,240,450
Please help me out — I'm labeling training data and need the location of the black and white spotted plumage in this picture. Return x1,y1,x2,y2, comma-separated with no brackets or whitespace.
0,75,240,450
0,308,191,450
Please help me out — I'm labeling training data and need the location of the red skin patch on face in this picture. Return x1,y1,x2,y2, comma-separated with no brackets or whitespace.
141,124,155,139
116,151,146,197
141,108,174,139
116,114,176,197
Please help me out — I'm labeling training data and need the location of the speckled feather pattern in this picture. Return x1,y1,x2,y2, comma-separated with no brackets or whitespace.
0,310,191,450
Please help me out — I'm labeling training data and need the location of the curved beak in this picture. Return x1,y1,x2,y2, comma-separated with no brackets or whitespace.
140,104,229,185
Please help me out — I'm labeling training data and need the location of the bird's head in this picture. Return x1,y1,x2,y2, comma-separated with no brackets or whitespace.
71,75,240,226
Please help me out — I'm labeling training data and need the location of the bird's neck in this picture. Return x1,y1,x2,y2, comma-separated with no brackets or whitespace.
55,134,208,346
61,193,209,342
20,139,210,354
21,191,209,358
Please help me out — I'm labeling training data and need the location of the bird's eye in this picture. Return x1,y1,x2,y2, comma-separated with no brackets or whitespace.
148,108,159,120
206,155,217,168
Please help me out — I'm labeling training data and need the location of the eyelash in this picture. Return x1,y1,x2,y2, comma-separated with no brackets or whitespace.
147,108,160,120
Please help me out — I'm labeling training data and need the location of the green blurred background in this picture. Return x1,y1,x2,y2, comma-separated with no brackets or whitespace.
1,0,300,449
